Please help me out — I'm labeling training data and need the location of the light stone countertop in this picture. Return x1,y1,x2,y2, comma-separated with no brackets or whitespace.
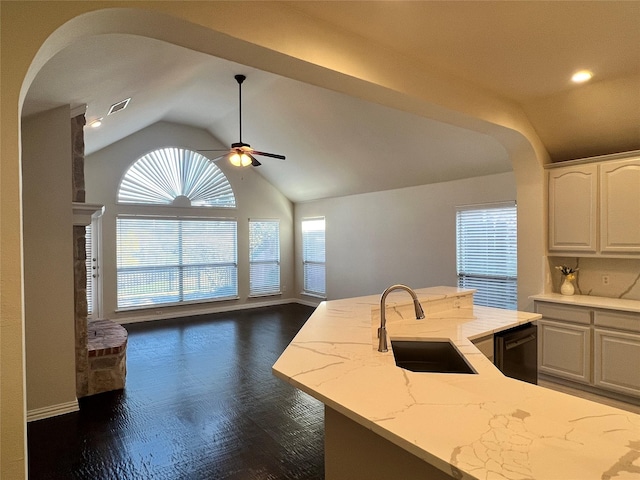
273,286,640,480
531,293,640,313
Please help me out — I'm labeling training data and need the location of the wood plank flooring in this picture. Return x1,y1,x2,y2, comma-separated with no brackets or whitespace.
27,304,324,480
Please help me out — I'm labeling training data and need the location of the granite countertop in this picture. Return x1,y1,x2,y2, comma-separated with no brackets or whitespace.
531,293,640,313
273,286,640,480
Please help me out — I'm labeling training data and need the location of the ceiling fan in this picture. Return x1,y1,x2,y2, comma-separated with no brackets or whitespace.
199,74,285,167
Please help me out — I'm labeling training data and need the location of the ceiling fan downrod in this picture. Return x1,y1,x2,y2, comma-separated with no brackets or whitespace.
235,74,246,145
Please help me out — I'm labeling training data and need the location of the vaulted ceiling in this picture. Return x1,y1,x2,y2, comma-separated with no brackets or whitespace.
23,1,640,202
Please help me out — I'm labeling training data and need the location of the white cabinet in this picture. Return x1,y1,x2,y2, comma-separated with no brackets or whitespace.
536,303,592,384
600,158,640,253
535,301,640,399
538,320,591,383
548,164,598,253
593,309,640,397
594,329,640,397
547,153,640,256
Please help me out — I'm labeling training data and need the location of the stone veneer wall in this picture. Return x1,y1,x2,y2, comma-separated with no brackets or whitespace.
71,114,89,398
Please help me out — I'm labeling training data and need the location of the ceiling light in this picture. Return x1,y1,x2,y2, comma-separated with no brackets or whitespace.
571,70,593,83
89,118,103,128
229,151,252,167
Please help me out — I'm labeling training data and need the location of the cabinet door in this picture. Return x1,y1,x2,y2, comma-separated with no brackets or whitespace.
538,319,591,383
600,158,640,253
594,328,640,398
548,165,598,252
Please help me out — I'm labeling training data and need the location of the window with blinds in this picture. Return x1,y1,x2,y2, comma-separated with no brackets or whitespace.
456,202,517,310
85,224,93,316
116,217,237,309
302,217,326,297
249,220,280,296
118,147,236,207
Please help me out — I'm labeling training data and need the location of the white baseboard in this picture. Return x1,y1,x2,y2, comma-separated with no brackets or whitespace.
116,298,320,325
295,297,323,308
27,399,79,422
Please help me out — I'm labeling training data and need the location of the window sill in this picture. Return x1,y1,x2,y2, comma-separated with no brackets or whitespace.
301,292,326,300
248,292,282,299
115,295,240,313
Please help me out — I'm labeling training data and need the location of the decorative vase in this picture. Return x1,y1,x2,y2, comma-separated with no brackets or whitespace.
560,276,575,296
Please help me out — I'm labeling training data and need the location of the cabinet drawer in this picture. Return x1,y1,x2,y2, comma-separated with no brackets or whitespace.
536,303,592,325
594,310,640,333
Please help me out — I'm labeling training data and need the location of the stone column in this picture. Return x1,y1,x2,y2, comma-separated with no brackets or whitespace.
71,113,89,398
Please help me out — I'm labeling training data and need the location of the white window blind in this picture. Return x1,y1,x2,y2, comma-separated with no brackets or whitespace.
249,220,280,296
302,217,326,297
85,224,93,316
118,147,235,207
116,217,237,309
456,203,517,310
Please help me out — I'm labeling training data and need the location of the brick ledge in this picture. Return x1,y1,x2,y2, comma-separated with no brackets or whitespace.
87,319,128,357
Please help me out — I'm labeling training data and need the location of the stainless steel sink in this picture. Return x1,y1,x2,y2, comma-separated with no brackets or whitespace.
391,340,476,374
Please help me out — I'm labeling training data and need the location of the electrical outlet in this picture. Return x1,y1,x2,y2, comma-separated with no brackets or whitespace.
602,275,610,286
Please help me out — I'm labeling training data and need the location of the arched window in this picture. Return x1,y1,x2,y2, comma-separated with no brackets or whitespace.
118,147,235,207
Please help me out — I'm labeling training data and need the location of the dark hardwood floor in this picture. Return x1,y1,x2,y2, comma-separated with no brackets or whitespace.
28,304,324,480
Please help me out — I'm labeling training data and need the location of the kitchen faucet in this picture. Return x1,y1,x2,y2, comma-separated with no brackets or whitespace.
378,284,425,352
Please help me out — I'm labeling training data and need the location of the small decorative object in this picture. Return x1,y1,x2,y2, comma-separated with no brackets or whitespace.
556,265,578,296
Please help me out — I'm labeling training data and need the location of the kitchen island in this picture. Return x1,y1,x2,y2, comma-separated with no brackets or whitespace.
272,286,640,480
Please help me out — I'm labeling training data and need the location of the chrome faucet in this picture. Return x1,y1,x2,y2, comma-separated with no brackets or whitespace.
378,284,425,352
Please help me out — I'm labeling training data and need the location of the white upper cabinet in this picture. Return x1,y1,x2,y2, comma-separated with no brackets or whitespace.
548,164,598,252
600,158,640,253
547,152,640,257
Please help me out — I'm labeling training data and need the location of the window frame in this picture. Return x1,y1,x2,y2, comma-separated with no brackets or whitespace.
249,219,281,297
301,217,326,298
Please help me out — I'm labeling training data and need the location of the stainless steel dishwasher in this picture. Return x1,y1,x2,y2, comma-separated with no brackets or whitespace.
494,323,538,384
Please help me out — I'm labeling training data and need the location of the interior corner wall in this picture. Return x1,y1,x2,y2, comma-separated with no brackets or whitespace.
294,172,517,301
22,106,78,414
84,121,295,323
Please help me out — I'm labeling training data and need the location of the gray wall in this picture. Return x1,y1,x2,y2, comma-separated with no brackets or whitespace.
295,172,517,301
85,122,295,323
22,106,77,414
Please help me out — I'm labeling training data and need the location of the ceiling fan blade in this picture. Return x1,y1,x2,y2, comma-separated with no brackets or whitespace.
208,153,229,163
197,149,230,152
252,150,286,160
247,153,261,167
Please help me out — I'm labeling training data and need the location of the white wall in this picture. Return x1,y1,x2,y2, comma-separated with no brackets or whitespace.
85,122,295,323
22,106,77,414
295,172,517,301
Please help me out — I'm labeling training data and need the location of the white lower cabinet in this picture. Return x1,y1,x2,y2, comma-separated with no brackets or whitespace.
535,300,640,399
594,328,640,397
538,320,591,384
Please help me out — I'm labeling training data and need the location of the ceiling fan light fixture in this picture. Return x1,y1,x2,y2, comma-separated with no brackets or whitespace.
229,151,252,167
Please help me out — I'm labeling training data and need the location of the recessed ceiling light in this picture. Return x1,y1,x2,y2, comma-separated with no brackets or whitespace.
571,70,593,83
89,118,103,129
107,97,131,115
